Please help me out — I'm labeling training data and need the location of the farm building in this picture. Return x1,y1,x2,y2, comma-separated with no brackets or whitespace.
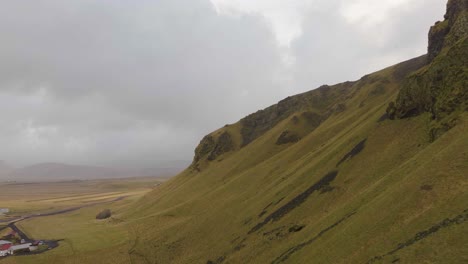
0,240,12,257
10,243,32,253
0,240,33,257
0,208,9,215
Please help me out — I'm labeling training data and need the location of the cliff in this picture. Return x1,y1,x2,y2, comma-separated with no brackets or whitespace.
387,0,467,139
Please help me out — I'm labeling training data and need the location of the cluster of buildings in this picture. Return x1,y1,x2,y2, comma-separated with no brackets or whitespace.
0,208,50,257
0,239,41,257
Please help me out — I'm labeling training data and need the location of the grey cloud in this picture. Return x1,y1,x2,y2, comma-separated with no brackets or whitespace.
291,0,446,91
0,0,447,168
0,0,288,166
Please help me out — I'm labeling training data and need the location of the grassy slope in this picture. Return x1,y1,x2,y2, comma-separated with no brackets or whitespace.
5,46,465,264
5,2,466,263
120,54,467,264
119,5,468,263
5,51,465,264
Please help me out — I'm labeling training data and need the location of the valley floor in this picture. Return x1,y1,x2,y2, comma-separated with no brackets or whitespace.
0,177,163,264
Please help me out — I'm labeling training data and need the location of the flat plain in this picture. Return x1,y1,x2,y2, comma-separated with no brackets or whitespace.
0,177,164,264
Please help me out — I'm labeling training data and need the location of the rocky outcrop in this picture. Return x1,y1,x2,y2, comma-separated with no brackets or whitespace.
193,135,216,164
191,83,352,168
387,0,468,126
207,132,235,161
387,38,467,119
276,131,301,145
96,209,112,220
240,82,353,147
275,112,324,145
193,131,235,166
428,20,450,61
428,0,468,61
446,0,468,20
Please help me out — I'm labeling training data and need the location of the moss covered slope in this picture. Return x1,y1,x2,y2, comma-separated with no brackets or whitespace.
387,0,468,140
123,1,468,264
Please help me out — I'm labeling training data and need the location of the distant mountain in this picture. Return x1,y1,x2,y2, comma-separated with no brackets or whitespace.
2,163,130,182
0,162,186,182
0,160,14,176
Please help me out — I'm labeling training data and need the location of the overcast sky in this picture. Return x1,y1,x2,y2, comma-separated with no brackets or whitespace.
0,0,445,168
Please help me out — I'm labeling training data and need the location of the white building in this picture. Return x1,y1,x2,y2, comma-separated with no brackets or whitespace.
10,243,32,254
0,208,9,215
0,240,12,257
0,241,32,257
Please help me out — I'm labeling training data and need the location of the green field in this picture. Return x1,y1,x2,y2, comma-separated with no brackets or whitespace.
0,177,162,264
0,177,162,221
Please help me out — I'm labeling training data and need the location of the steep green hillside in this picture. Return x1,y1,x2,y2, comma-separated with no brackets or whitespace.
121,1,467,264
8,2,463,264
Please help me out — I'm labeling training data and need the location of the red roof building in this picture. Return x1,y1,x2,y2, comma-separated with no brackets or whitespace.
0,241,13,257
0,244,11,251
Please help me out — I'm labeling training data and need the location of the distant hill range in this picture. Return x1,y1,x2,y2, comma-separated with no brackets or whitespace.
0,160,14,176
0,161,189,182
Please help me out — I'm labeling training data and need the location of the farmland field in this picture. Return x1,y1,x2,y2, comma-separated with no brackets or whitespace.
0,177,165,264
0,177,163,221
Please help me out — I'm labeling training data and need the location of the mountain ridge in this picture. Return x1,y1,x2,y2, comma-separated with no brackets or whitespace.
121,1,467,263
0,162,184,182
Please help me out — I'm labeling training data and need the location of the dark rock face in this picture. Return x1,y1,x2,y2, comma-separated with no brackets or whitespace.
193,135,216,163
249,171,338,234
276,131,301,145
207,132,235,161
239,97,303,147
428,0,467,61
288,225,305,233
275,112,325,145
301,112,323,126
239,82,353,147
271,212,356,264
191,81,355,168
446,0,468,25
387,0,468,125
332,103,346,113
336,139,367,167
428,20,450,61
367,209,468,263
387,37,468,120
193,131,235,166
96,209,112,220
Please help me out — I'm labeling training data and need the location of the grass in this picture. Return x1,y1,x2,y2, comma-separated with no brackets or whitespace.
4,55,465,264
0,177,163,221
0,177,161,264
1,3,466,263
117,55,467,264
